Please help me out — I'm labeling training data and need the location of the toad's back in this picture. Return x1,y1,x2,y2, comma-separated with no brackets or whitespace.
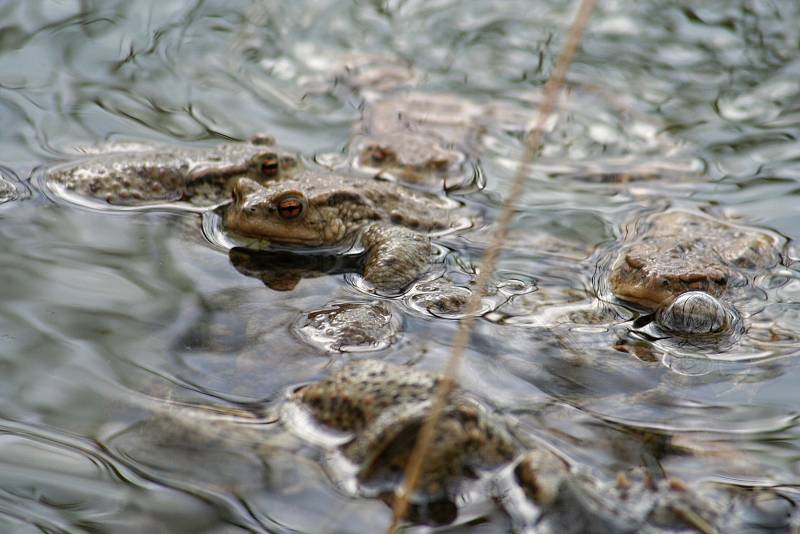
45,139,297,207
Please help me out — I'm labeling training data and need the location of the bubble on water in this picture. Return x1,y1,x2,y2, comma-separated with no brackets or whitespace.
656,291,733,335
662,352,717,376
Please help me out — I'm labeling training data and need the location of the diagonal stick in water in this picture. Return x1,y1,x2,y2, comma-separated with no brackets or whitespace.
387,0,597,530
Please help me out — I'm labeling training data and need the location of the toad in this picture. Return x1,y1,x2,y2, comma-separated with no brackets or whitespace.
608,210,782,334
291,360,518,496
224,170,470,290
44,135,300,207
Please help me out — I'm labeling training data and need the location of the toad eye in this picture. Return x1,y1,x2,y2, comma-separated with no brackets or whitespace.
253,153,280,178
368,146,389,164
273,192,306,220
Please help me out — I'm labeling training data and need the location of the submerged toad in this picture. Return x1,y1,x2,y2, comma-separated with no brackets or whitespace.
224,170,468,290
291,360,518,496
608,210,782,334
350,132,467,187
345,91,485,189
362,92,483,144
333,52,420,94
44,135,300,207
517,459,796,534
293,301,400,352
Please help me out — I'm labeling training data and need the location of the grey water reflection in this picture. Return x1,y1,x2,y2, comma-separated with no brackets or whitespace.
1,0,800,531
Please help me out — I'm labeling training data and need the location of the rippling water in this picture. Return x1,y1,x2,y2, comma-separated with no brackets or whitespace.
2,0,800,531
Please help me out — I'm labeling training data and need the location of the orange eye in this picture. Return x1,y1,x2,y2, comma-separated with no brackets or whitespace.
369,147,388,164
260,153,280,178
261,157,280,178
275,194,305,219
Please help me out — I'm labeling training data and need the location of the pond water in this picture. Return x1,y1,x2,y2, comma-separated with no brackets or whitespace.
1,0,800,531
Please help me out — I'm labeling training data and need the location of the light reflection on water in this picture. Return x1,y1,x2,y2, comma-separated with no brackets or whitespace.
1,0,800,530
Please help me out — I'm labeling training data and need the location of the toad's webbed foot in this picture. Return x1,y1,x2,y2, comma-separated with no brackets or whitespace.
361,223,431,290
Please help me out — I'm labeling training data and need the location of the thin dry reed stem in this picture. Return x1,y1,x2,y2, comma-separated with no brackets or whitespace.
387,0,597,531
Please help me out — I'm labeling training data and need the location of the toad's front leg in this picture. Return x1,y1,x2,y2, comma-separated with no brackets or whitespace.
361,223,431,291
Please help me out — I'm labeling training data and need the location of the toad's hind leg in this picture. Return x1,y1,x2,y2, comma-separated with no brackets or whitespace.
361,223,431,291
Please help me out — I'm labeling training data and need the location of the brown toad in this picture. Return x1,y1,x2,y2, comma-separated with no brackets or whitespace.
608,210,782,334
291,360,519,496
44,135,300,207
224,170,469,290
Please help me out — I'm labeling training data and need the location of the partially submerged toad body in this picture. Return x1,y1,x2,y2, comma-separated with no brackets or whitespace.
608,210,783,334
44,136,299,207
517,458,797,534
291,360,519,496
224,170,469,290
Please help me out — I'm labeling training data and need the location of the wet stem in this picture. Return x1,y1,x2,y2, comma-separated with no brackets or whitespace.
387,0,598,531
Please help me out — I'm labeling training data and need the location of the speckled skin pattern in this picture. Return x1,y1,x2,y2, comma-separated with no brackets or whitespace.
609,210,780,308
297,301,397,351
0,176,17,204
291,360,518,494
224,170,465,290
361,224,431,290
46,137,299,206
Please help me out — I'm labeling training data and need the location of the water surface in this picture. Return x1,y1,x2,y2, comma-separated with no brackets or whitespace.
1,0,800,531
